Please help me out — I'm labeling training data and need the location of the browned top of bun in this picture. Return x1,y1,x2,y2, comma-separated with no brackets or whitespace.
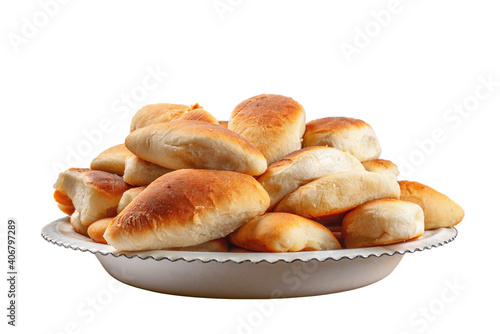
231,94,304,128
305,117,368,134
66,168,131,195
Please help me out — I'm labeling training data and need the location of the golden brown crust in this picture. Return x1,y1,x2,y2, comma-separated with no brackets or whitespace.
74,168,132,196
104,169,270,251
229,94,306,165
228,213,341,252
53,190,73,207
87,218,114,244
398,181,464,229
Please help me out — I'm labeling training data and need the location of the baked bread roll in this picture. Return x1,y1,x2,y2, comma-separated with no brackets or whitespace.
342,199,424,248
303,117,382,162
130,103,199,132
399,181,464,230
104,169,270,251
170,238,229,252
228,94,306,165
87,217,114,244
228,213,341,252
116,186,146,214
175,107,219,125
122,155,172,186
257,147,365,210
362,159,400,178
53,168,131,226
125,120,267,176
70,211,88,237
53,189,75,215
274,171,400,224
90,144,134,176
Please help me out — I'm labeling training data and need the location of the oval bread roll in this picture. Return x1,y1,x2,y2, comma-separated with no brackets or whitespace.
125,120,267,176
362,159,399,178
122,155,172,186
228,213,341,252
399,181,464,230
130,103,194,132
87,217,114,244
274,171,400,223
54,168,131,226
342,199,424,248
228,94,306,165
90,144,134,176
303,117,382,162
257,147,365,210
104,169,270,251
116,186,146,214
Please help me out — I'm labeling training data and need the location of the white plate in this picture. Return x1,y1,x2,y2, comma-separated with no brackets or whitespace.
42,217,457,298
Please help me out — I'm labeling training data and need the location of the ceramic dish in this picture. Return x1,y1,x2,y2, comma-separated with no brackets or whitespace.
42,217,457,298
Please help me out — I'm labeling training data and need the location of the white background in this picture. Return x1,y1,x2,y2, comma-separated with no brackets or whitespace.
1,1,499,333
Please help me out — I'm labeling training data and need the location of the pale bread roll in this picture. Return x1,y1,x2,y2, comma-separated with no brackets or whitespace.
257,147,365,210
70,211,88,237
87,217,114,244
170,238,229,252
228,94,306,165
117,186,146,214
399,181,464,230
130,103,195,132
53,189,75,216
90,144,134,176
342,199,424,248
274,171,400,223
104,169,270,251
125,120,267,176
53,168,131,226
122,155,172,186
175,107,219,125
303,117,382,162
362,159,400,178
228,213,341,252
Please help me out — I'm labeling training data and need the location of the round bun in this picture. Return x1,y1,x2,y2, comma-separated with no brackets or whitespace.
399,180,464,230
228,213,341,252
228,94,306,165
125,120,267,176
303,117,381,162
104,169,270,251
274,171,400,224
342,199,424,248
257,147,365,210
70,211,88,237
362,159,400,177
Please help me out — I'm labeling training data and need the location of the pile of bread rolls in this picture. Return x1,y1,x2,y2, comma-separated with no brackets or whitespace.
53,94,464,253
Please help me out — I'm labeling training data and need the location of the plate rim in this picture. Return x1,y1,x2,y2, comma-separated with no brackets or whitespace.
41,217,458,264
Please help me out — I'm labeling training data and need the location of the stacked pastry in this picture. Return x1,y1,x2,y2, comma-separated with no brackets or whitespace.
53,94,464,252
